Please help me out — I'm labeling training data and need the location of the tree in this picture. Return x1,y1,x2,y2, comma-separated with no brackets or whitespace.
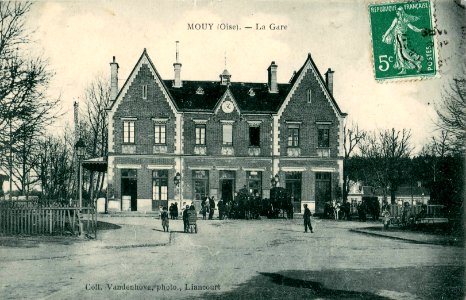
36,132,76,202
0,2,59,199
80,76,110,206
435,78,465,153
416,134,464,215
359,128,412,204
342,121,366,202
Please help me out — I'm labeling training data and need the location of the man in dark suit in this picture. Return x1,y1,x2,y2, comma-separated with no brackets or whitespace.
303,204,313,233
182,205,190,232
208,196,215,220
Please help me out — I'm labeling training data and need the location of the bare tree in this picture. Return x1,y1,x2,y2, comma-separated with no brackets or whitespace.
81,76,110,205
435,78,465,153
359,128,412,204
342,121,366,201
36,132,76,202
0,2,59,198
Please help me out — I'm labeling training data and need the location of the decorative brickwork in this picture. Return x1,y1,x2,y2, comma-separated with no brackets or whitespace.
106,50,346,213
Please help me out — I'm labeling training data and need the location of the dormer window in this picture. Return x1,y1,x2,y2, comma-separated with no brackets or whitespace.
196,87,204,95
248,88,255,97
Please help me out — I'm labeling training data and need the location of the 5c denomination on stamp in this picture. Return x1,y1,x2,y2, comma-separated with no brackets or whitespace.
369,1,437,81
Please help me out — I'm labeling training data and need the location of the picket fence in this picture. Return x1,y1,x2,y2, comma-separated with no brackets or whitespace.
0,201,97,237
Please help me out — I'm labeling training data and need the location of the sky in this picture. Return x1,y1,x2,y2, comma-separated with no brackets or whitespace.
26,0,465,152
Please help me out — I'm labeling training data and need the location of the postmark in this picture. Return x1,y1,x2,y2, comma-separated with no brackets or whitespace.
369,1,438,81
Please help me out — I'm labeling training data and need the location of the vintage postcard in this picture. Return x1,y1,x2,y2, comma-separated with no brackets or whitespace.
0,0,464,299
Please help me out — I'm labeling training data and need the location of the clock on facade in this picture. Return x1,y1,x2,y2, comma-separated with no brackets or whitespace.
221,100,234,113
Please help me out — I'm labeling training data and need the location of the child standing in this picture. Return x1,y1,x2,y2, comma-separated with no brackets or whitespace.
161,206,169,232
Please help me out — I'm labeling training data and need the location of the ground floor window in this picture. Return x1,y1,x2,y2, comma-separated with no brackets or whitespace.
246,171,262,197
193,170,209,200
152,170,168,209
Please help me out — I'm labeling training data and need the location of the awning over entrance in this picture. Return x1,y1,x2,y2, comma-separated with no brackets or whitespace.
82,157,107,172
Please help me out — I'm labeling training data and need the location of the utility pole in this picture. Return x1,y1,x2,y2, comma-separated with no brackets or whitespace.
8,117,12,201
73,101,79,202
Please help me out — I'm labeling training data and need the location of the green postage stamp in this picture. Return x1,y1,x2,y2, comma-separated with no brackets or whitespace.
369,1,437,81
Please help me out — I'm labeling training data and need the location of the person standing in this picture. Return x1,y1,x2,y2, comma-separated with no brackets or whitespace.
208,196,215,220
169,203,174,220
174,203,179,219
201,197,207,220
303,204,313,233
218,199,224,220
161,206,169,232
182,205,190,232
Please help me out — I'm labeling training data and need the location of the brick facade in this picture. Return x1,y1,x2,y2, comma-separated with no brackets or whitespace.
106,50,347,214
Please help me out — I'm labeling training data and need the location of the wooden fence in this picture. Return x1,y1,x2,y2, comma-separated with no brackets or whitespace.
388,204,445,218
0,204,97,238
386,204,448,227
0,200,78,208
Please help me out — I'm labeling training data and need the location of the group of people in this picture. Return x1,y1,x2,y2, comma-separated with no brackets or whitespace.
160,203,197,233
381,201,430,229
168,203,179,219
161,200,315,235
182,203,196,232
200,196,219,220
324,200,351,220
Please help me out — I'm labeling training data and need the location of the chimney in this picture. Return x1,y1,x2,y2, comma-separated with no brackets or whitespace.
267,61,278,93
173,41,182,88
325,68,334,95
110,56,119,102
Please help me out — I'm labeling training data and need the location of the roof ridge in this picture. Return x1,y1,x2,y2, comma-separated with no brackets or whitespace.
163,79,291,85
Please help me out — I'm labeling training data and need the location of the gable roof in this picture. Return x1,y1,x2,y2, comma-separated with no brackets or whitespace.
213,89,242,114
306,54,346,117
109,50,347,117
163,80,292,113
276,53,346,118
108,49,179,112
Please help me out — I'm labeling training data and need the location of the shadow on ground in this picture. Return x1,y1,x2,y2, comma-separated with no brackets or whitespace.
353,225,463,247
97,221,122,230
198,266,464,300
152,229,185,234
0,236,77,248
0,221,121,248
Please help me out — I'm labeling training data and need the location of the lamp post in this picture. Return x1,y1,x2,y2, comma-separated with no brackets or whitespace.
271,174,279,188
174,172,181,209
75,138,86,237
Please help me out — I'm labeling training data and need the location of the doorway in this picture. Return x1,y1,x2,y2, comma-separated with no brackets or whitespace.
285,172,302,213
219,170,235,203
315,172,331,214
220,179,234,203
152,170,168,211
121,169,138,211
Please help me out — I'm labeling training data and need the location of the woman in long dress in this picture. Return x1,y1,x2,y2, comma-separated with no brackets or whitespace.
382,7,424,74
